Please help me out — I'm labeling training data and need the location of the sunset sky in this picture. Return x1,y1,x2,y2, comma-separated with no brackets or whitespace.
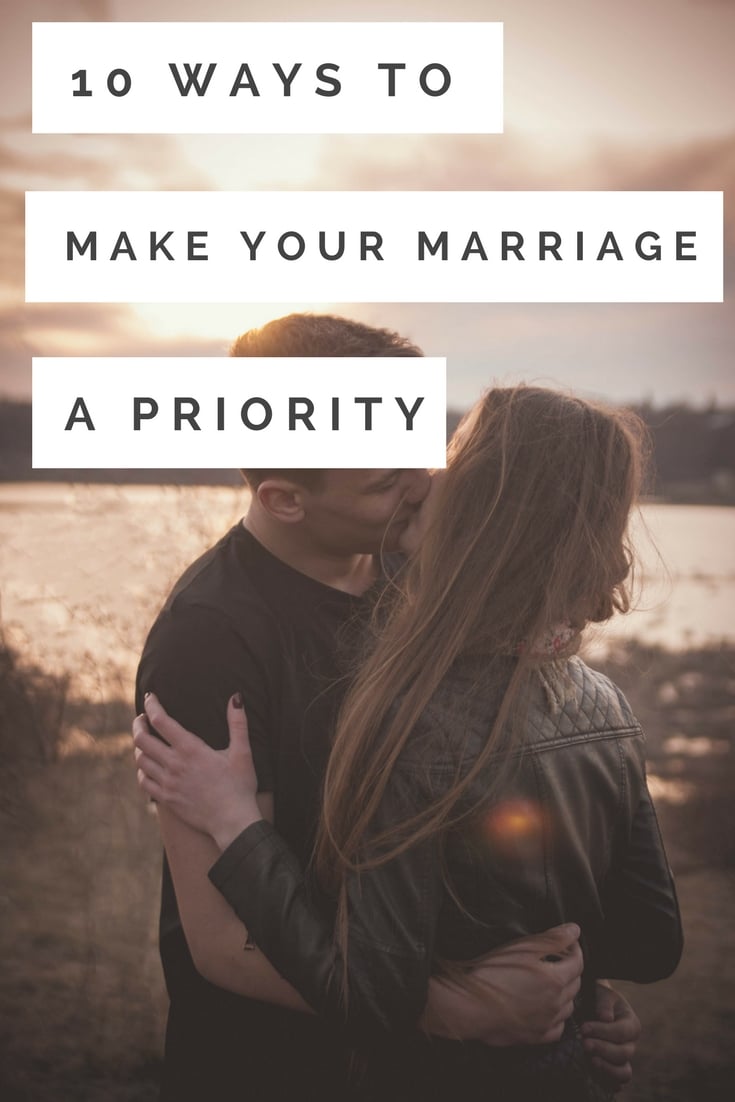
1,0,733,409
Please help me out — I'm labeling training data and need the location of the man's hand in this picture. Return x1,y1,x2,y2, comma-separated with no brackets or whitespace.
581,982,640,1090
422,924,582,1045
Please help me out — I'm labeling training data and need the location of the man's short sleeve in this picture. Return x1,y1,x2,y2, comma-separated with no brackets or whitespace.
136,601,274,791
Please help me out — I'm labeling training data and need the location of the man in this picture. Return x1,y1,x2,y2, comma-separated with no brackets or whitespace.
136,314,638,1100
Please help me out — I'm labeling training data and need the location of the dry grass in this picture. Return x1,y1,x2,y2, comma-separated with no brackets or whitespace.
0,646,164,1101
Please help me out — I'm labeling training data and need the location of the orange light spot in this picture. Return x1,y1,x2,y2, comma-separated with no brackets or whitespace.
479,799,545,859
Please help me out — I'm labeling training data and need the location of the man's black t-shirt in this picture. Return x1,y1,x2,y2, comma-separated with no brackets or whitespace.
136,523,377,1101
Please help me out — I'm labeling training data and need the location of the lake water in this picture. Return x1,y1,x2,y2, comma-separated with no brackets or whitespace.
588,502,735,654
0,485,732,694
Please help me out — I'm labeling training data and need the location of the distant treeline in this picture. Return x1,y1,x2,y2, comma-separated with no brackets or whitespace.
2,399,734,503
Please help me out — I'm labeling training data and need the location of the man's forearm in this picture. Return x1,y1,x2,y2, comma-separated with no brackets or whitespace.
158,805,313,1013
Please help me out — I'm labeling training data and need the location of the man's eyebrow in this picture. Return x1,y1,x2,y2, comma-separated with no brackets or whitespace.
362,469,401,491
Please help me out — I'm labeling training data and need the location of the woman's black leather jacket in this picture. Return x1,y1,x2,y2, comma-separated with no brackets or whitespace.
209,656,683,1044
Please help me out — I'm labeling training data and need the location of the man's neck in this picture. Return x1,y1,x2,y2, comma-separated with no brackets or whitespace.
241,512,377,596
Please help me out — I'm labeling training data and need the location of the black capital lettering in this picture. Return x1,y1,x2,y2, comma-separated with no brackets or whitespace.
316,63,341,97
133,398,158,430
596,232,623,261
175,398,200,430
150,231,174,260
278,232,305,261
230,63,260,97
240,231,266,259
501,232,524,260
169,62,217,96
64,397,94,431
419,63,451,96
273,63,301,96
361,232,383,261
378,63,406,96
67,231,96,260
241,398,272,430
676,231,697,261
539,232,562,260
636,231,661,261
111,231,136,261
395,396,424,430
354,397,382,430
461,232,488,261
319,231,345,261
289,397,315,430
188,232,208,261
418,231,448,260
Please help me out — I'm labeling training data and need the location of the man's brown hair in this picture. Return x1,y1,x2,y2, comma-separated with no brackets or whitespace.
232,313,423,489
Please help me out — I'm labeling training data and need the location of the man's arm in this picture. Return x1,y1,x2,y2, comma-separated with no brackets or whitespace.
156,802,313,1012
137,602,310,1010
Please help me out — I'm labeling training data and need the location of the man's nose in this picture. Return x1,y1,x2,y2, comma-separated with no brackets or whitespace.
403,469,432,504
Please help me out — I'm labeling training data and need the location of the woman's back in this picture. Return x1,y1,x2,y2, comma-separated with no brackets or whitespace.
346,655,681,1101
396,655,681,983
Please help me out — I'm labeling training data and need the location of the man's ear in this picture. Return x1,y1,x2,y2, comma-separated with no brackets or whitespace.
255,479,308,523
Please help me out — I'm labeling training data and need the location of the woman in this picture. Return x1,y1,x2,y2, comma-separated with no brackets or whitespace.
136,386,682,1100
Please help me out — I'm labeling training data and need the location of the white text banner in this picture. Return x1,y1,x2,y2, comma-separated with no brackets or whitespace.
25,191,723,304
32,357,447,470
32,22,503,134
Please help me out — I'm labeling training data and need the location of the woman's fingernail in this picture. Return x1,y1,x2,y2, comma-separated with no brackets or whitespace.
233,692,243,708
144,691,152,700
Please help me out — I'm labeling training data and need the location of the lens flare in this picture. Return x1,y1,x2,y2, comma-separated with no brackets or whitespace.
478,798,546,860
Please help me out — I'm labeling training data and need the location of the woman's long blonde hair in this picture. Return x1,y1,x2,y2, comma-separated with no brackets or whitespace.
314,386,648,977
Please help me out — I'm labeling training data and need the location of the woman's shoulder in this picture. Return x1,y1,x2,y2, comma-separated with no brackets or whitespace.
527,655,641,742
394,655,642,780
